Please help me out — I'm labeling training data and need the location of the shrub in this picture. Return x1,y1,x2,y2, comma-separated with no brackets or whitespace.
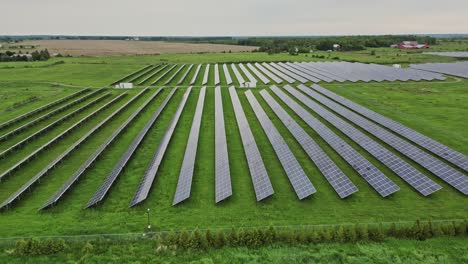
213,230,226,248
82,242,94,254
345,226,357,242
177,230,191,249
14,238,66,256
356,224,369,241
333,226,345,242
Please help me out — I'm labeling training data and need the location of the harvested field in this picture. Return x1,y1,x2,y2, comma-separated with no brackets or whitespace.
13,40,258,56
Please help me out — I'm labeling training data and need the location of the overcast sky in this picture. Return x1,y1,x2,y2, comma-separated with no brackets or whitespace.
2,0,467,36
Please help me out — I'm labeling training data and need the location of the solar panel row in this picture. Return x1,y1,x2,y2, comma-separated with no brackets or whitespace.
0,92,125,183
238,63,257,85
177,64,194,85
245,91,316,199
202,64,210,85
222,64,233,85
0,93,109,159
165,64,186,85
86,87,177,208
41,88,163,210
111,65,153,85
138,65,168,85
295,85,468,195
290,85,441,196
130,87,193,207
278,62,320,83
261,63,295,83
150,65,178,85
128,65,158,83
0,88,90,130
231,64,245,85
259,90,358,198
310,84,468,172
229,86,274,201
0,91,135,210
410,62,468,79
0,88,105,142
270,86,399,197
247,63,270,84
173,87,206,205
270,63,308,83
254,63,283,84
214,86,232,203
214,64,220,85
287,63,333,83
190,64,202,85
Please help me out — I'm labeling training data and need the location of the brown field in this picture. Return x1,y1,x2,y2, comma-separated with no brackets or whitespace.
11,40,258,56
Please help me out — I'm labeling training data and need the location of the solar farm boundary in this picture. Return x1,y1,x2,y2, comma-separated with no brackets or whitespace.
41,88,163,210
0,88,105,142
309,84,468,172
295,85,468,195
111,65,153,85
86,87,178,208
128,65,158,84
173,86,206,205
245,90,316,200
259,90,358,199
150,65,178,86
288,85,441,196
270,85,399,197
0,92,126,182
138,65,168,85
129,87,193,207
214,86,232,203
0,88,90,130
0,92,109,159
228,86,274,201
0,90,138,210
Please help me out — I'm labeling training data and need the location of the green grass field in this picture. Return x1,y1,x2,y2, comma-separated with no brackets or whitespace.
0,46,466,242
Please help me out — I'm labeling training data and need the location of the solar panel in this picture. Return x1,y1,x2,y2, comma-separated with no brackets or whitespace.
128,65,158,83
190,64,202,85
278,62,320,82
245,91,316,199
296,84,468,195
246,63,270,84
269,63,308,83
0,88,105,142
300,62,346,82
238,63,257,85
231,64,245,85
0,93,109,159
270,86,399,197
0,92,125,182
254,63,283,84
289,85,441,196
85,88,178,208
310,84,468,172
287,63,333,83
173,87,206,205
0,88,89,130
261,63,295,83
150,64,177,85
411,62,468,79
165,64,186,85
214,86,232,203
214,64,220,85
130,87,193,207
111,64,152,85
259,90,358,198
177,64,194,85
222,64,233,85
228,86,274,201
138,65,168,85
202,64,210,85
0,88,149,210
41,88,164,210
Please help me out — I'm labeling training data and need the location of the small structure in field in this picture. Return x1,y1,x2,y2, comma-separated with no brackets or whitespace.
115,83,133,89
391,41,429,49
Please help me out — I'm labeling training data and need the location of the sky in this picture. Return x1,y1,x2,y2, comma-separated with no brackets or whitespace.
1,0,467,36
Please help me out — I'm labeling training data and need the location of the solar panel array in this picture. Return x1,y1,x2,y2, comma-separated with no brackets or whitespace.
289,85,441,196
177,64,194,85
0,92,124,182
0,88,90,130
214,86,232,203
310,84,468,172
259,90,358,198
41,88,163,210
0,89,141,210
222,64,233,85
410,62,468,79
139,65,167,85
238,63,257,85
111,64,152,85
278,62,320,83
165,64,186,85
247,63,270,84
262,63,295,83
269,62,308,83
190,64,202,85
0,93,109,159
128,65,158,83
0,88,105,142
214,64,220,85
173,87,206,205
130,87,193,207
245,91,316,200
296,85,468,195
150,65,177,85
231,63,245,85
202,64,210,85
229,86,274,201
254,63,283,84
86,88,178,208
270,86,399,197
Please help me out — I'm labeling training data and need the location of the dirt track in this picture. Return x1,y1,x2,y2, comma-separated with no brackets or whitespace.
16,40,257,56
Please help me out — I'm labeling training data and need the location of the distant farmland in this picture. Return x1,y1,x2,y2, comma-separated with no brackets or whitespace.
10,40,258,56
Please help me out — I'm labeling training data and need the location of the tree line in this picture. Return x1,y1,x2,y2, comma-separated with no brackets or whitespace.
0,49,51,62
